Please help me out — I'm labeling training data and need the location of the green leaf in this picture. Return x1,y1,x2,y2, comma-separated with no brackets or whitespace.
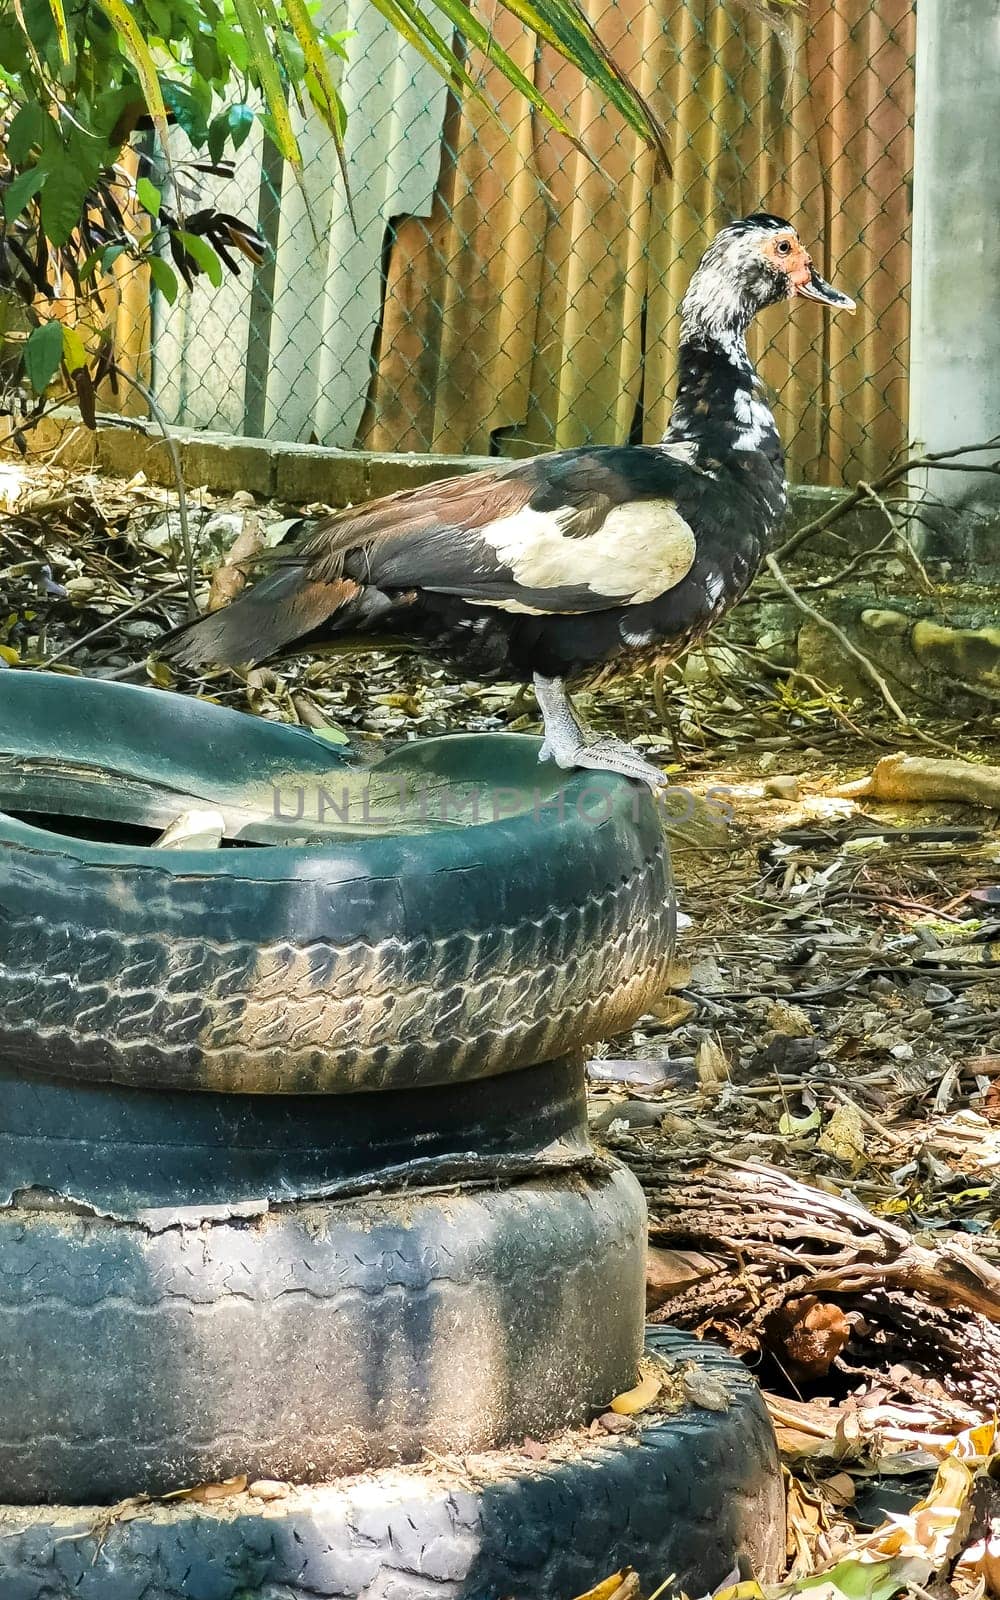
282,0,350,183
4,166,46,222
136,175,161,215
23,321,65,393
216,21,250,71
142,0,173,36
495,0,671,169
7,104,44,165
207,113,228,167
40,161,90,246
320,26,352,58
61,324,87,374
176,230,223,287
44,0,72,66
93,0,170,152
257,0,307,101
791,1557,934,1600
229,0,300,167
228,102,255,150
149,254,178,304
778,1108,821,1137
91,83,142,144
206,102,256,165
160,79,209,147
191,32,223,81
363,0,480,103
77,245,104,282
426,0,584,148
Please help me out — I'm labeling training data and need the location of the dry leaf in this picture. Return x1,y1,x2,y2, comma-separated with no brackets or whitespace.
766,1001,814,1039
588,1058,673,1090
818,1101,866,1165
208,512,265,612
823,1473,857,1508
948,1420,997,1460
647,994,697,1028
646,1245,719,1309
785,1472,831,1575
608,1578,641,1600
168,1474,249,1504
662,957,692,987
858,1453,977,1566
521,1437,550,1459
959,1470,1000,1595
145,655,175,688
696,1036,730,1090
610,1370,663,1416
596,1411,636,1435
571,1568,640,1600
765,1395,873,1463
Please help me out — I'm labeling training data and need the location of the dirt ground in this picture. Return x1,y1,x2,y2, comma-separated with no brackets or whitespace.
2,460,999,1599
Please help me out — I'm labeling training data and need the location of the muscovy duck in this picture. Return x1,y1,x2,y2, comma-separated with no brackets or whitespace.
163,214,854,788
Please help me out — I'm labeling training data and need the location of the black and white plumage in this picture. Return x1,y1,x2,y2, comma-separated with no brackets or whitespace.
162,214,854,788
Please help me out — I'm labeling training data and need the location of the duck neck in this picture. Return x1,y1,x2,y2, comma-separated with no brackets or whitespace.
661,273,783,470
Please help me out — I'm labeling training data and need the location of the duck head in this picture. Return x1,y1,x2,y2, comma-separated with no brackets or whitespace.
681,213,856,350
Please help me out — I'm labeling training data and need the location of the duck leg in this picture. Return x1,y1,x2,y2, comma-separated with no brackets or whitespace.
533,674,668,791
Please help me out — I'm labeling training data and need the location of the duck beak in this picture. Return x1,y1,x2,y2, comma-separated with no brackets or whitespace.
796,267,855,312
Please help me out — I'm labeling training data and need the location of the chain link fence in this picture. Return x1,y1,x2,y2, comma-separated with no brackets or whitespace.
144,0,914,489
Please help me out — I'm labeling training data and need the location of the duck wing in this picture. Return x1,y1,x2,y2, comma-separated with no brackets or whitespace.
301,447,698,612
164,447,701,666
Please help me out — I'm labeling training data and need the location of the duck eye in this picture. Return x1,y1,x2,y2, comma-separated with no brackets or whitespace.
775,239,792,256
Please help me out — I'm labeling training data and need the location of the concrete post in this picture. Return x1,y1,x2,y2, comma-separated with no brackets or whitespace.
908,0,1000,562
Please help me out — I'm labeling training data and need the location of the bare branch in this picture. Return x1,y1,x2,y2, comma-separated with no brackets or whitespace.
777,436,1000,560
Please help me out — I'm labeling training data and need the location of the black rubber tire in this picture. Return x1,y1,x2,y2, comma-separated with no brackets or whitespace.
0,1055,589,1216
0,1164,646,1505
0,1329,785,1599
0,673,674,1094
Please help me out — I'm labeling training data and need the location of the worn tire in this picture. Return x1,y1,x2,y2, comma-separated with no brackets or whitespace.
0,1164,646,1505
0,1329,785,1599
0,1054,589,1216
0,673,674,1093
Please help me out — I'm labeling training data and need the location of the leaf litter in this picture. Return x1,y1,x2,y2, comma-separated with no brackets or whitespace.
4,458,1000,1600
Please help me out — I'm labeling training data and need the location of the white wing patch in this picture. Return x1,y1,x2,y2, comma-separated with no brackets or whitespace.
659,439,699,465
477,499,696,608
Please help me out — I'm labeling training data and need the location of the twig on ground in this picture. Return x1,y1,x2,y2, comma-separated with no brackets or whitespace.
113,373,197,614
40,580,186,667
855,479,935,595
764,554,955,754
785,530,896,593
619,1155,1000,1392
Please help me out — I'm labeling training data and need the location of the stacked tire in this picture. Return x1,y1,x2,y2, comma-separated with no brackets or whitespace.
0,674,784,1599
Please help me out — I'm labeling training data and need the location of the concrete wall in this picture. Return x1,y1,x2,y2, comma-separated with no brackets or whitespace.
6,410,880,548
908,0,1000,563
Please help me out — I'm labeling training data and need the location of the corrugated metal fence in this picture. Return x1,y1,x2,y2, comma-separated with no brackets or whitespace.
143,0,915,487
